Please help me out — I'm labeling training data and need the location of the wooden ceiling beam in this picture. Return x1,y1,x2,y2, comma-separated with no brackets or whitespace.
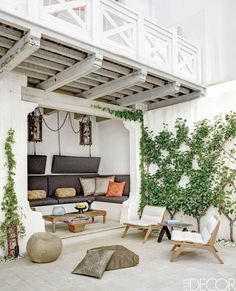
0,31,40,78
21,86,132,119
148,91,202,111
37,53,103,91
117,82,180,107
80,69,147,100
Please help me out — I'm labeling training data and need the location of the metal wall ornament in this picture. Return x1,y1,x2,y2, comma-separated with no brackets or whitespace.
80,116,92,146
28,110,42,143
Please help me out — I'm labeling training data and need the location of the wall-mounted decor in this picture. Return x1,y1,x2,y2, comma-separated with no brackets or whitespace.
80,116,92,146
28,110,42,142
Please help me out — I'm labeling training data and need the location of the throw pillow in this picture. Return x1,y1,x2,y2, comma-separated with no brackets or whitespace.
90,245,139,271
28,190,46,200
106,181,126,197
95,176,115,196
55,188,76,198
80,177,96,196
72,249,114,278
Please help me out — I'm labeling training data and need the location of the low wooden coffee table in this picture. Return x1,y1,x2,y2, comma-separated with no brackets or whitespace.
43,209,107,233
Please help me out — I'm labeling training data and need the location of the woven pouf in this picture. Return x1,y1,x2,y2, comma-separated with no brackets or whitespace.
27,232,62,263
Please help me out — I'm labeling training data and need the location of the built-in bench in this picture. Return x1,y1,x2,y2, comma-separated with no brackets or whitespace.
28,174,130,207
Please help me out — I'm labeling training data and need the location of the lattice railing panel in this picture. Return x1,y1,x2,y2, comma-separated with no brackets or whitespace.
101,0,137,55
144,21,172,72
43,0,88,30
176,37,199,81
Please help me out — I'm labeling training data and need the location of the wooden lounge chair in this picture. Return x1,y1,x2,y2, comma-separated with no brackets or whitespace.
170,215,223,264
121,205,166,243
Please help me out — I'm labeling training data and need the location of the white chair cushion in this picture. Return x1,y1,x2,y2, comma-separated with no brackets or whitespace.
201,216,218,243
141,206,166,224
124,219,159,227
172,230,204,244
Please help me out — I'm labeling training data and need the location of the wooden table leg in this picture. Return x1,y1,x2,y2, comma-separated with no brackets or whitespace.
103,215,106,224
52,219,56,233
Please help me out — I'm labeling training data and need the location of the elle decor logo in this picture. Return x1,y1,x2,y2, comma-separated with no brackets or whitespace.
183,278,236,291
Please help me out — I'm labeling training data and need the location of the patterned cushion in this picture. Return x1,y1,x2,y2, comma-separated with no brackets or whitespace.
72,249,114,278
106,181,126,197
90,245,139,271
80,178,96,196
28,190,46,200
55,188,76,198
95,176,115,196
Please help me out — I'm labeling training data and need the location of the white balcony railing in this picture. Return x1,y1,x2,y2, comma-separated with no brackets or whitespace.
0,0,202,83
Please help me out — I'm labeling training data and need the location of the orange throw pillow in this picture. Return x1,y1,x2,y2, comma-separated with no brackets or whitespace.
106,181,126,197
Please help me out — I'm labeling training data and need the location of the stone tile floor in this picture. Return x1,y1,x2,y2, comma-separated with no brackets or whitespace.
0,229,235,291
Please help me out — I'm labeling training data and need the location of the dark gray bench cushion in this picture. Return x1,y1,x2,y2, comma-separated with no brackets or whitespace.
28,176,48,193
95,195,128,204
51,155,101,173
57,195,95,204
29,197,58,207
28,174,130,206
28,155,47,174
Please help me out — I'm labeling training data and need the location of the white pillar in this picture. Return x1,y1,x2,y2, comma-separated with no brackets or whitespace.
120,120,142,222
0,72,44,256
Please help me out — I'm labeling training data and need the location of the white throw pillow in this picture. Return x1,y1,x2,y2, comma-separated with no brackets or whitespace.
95,176,115,196
80,177,96,196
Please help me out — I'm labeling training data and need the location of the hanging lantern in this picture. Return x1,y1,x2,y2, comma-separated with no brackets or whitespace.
7,226,19,258
28,110,42,142
80,116,92,146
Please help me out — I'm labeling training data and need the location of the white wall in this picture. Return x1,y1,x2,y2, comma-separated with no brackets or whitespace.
97,119,130,175
149,0,236,86
144,81,236,241
126,0,152,19
0,73,44,256
28,112,99,174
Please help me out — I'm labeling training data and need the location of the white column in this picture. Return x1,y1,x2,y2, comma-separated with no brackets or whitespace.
0,72,45,256
120,120,142,222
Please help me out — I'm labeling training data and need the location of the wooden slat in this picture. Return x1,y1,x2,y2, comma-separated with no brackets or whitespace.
0,31,40,78
80,70,147,100
117,82,180,106
37,53,103,91
148,91,202,110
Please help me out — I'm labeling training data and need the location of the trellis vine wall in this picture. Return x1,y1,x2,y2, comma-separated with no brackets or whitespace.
96,105,236,241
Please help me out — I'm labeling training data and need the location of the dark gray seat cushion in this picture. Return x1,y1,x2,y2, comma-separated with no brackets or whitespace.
29,197,58,207
57,195,95,204
90,245,139,271
95,195,128,204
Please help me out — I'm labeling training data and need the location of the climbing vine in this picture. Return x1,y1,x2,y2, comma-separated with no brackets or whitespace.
95,104,236,238
0,129,25,250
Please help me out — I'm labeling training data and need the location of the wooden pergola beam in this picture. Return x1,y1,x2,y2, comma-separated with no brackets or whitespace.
0,31,40,78
117,82,180,106
148,91,203,111
37,53,103,91
21,86,132,119
80,69,147,100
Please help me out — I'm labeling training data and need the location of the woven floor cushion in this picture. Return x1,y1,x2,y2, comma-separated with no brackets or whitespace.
72,249,114,278
90,245,139,270
27,232,62,263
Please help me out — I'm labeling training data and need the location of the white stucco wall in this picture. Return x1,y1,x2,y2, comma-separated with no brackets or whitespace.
97,119,130,175
28,113,99,174
149,0,236,86
144,81,236,241
0,73,44,256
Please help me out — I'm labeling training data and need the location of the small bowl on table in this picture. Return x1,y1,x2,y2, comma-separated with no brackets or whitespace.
75,205,87,214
